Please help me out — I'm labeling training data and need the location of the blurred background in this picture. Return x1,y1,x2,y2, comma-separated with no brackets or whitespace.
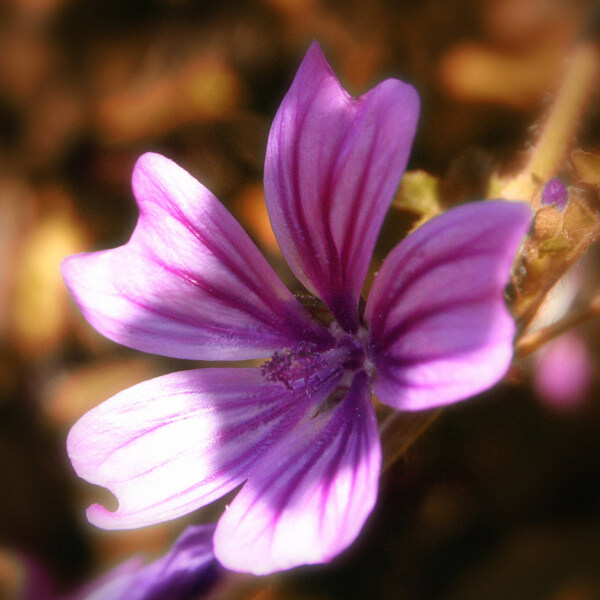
1,0,600,598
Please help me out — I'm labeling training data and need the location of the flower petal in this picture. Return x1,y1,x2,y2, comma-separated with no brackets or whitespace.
366,200,532,411
214,370,380,574
62,153,331,361
135,524,220,600
82,524,220,600
68,368,315,530
264,42,419,332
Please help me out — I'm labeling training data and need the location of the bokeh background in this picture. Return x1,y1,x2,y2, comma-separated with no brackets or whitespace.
1,0,600,598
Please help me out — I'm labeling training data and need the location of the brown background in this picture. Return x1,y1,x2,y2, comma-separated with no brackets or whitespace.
0,1,599,598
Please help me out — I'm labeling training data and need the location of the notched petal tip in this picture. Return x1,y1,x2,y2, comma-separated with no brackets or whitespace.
367,200,532,411
296,40,338,84
86,502,123,530
61,249,91,287
62,151,330,361
67,368,313,532
60,252,80,296
265,41,420,332
213,371,380,575
131,152,193,205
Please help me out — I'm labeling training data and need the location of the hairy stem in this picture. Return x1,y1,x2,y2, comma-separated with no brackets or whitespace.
501,42,599,202
516,294,600,358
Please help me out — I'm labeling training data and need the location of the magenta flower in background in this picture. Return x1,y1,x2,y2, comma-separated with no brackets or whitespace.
62,42,531,575
534,332,592,411
6,525,218,600
77,524,219,600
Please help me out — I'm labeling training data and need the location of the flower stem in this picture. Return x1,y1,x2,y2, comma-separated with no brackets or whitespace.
516,293,600,358
501,42,599,202
379,407,443,473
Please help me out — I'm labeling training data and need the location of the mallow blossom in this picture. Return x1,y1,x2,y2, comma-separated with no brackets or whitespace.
534,331,592,410
5,526,218,600
62,42,531,575
77,524,219,600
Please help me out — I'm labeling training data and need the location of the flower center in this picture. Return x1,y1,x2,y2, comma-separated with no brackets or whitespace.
260,327,368,395
260,340,322,390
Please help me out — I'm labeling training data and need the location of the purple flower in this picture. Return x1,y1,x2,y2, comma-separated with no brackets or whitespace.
534,332,592,410
77,524,219,600
62,42,531,575
541,177,568,210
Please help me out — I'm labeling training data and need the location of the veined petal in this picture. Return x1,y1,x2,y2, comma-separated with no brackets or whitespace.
366,200,532,411
62,153,331,361
265,42,419,333
214,371,380,575
67,368,314,530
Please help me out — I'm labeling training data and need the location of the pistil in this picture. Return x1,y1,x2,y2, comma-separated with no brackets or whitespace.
260,331,368,395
